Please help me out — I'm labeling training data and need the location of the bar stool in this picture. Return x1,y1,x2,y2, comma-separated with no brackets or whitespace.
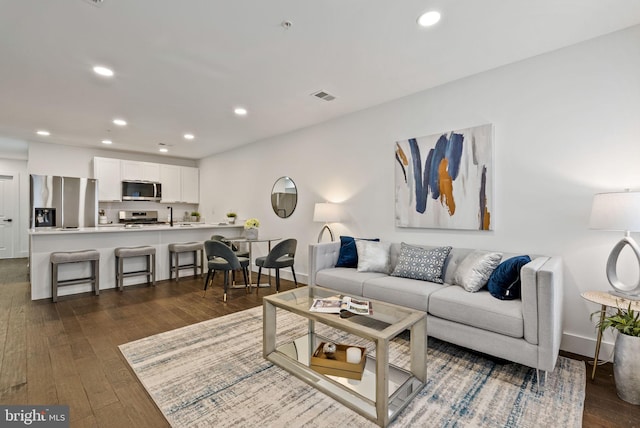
50,249,100,302
114,246,156,291
168,241,204,282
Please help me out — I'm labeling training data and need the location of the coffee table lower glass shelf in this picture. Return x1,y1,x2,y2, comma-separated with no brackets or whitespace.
270,333,424,422
263,286,427,427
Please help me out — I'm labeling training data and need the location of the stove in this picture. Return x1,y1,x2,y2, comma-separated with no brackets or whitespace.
118,210,166,225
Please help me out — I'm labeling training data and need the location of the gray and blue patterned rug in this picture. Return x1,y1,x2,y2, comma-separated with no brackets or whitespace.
119,307,585,427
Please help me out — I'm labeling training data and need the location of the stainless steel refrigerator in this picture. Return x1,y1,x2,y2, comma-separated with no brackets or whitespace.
30,174,98,229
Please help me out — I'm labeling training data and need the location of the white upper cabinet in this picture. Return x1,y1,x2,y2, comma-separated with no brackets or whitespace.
93,157,122,202
121,160,160,182
159,164,182,203
93,157,197,204
181,167,199,204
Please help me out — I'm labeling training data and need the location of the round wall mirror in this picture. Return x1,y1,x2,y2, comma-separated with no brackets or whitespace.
271,176,297,218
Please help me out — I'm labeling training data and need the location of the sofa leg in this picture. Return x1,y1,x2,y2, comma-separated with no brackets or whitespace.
536,369,547,392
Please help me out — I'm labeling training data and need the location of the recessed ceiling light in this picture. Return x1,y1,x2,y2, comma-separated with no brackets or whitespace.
93,65,114,77
183,133,195,140
113,118,127,126
159,147,169,153
36,130,50,136
234,107,248,116
101,139,112,145
417,11,441,27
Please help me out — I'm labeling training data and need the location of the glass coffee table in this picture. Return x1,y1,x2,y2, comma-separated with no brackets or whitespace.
263,286,427,427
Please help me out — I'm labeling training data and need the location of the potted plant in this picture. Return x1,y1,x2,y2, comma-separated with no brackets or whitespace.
244,218,260,239
596,303,640,404
226,211,237,224
190,211,201,223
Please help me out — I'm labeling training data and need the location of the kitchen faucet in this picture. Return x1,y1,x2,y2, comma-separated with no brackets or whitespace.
167,206,173,227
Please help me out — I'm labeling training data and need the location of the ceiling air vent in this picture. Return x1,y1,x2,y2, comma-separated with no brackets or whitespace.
82,0,104,7
312,90,336,102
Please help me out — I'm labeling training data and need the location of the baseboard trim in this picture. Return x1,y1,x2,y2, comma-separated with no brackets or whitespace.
560,332,614,362
248,268,308,286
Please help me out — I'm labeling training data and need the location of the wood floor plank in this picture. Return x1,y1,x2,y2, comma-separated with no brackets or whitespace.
0,292,27,404
113,382,169,428
74,356,119,411
51,373,93,422
93,401,137,428
26,342,58,405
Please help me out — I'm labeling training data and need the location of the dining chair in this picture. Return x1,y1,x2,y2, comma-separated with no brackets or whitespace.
203,240,250,302
210,234,249,257
211,234,249,284
255,238,297,293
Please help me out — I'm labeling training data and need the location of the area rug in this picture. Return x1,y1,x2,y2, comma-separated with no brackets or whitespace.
119,307,585,427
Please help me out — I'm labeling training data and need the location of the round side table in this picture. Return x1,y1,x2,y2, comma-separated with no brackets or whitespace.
581,290,640,380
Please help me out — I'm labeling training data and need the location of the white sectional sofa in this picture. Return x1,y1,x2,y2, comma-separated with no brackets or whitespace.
308,241,564,378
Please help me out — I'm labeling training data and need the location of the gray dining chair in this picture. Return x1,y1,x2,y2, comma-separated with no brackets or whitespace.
203,240,250,302
255,238,297,293
211,234,249,257
211,234,249,285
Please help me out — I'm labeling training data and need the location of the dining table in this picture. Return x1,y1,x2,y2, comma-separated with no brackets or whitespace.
226,236,282,288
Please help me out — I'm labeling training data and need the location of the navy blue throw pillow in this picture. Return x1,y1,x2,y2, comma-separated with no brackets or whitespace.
487,255,531,300
335,236,379,268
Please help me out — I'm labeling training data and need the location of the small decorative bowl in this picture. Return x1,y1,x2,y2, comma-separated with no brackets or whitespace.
323,342,337,359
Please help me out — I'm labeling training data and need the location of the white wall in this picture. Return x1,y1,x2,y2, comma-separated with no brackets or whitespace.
199,25,640,357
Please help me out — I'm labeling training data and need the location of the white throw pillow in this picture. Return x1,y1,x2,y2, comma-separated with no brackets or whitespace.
454,250,503,292
355,240,391,274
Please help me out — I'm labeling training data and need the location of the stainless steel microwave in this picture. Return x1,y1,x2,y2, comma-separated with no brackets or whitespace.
121,180,162,201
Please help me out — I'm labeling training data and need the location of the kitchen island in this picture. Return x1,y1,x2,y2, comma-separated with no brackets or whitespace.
29,223,244,300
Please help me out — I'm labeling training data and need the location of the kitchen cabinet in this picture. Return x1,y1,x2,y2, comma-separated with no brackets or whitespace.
159,164,182,203
93,157,121,201
160,165,199,203
181,167,199,204
92,157,197,204
121,161,161,182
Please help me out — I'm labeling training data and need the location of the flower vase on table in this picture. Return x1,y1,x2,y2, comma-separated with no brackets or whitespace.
244,218,260,240
245,228,258,240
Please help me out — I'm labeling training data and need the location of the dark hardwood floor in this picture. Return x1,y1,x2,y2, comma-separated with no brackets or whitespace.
0,258,638,427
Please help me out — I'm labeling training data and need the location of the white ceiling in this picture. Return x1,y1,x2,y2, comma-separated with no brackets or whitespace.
1,0,640,160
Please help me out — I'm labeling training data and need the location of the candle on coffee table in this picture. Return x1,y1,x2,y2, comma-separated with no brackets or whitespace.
346,347,361,364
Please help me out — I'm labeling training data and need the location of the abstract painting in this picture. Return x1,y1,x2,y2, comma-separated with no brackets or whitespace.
395,124,493,230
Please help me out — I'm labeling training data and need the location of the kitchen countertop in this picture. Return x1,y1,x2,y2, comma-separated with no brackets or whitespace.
29,223,242,235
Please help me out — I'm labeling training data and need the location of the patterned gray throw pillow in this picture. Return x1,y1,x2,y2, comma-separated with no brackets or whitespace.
391,243,452,283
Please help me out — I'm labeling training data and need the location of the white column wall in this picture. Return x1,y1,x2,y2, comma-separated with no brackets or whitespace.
199,25,640,357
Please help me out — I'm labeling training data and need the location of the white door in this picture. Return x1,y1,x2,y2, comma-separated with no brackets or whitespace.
0,174,16,258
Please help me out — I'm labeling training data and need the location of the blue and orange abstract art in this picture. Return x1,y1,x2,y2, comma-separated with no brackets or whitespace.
395,124,493,230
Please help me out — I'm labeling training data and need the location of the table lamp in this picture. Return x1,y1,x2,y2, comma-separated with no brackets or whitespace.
313,202,341,243
589,190,640,299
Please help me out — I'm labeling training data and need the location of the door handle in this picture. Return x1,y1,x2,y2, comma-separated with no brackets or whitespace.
3,219,12,222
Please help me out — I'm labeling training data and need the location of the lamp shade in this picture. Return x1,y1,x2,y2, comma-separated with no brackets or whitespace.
313,202,341,223
589,191,640,231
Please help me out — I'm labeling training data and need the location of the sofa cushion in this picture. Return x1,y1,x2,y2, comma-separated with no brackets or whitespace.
356,240,391,273
429,286,524,338
362,275,447,312
454,250,503,292
391,243,452,283
487,255,532,300
335,236,379,268
315,268,387,297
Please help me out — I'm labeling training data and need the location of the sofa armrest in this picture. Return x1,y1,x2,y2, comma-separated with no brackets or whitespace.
521,255,563,372
536,256,564,372
308,242,341,286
